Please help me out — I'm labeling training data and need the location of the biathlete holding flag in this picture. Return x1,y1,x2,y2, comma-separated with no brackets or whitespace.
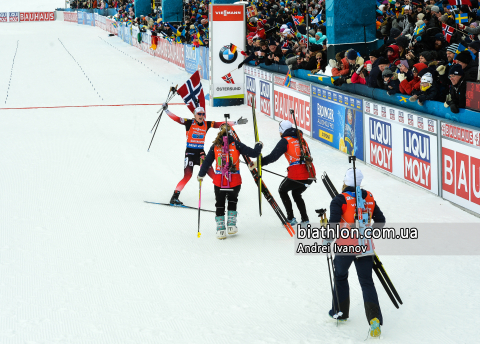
250,120,315,226
197,124,262,239
162,103,248,206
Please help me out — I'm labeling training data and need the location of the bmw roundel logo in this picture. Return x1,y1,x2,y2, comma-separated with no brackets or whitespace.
219,44,238,64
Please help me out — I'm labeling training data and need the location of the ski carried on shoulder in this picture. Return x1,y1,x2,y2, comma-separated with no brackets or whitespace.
230,128,295,237
144,201,215,213
251,97,262,216
320,171,402,308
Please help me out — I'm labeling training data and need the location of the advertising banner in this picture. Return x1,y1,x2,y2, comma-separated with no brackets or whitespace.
77,11,84,24
0,12,6,22
85,13,94,26
273,85,311,136
245,73,274,119
245,65,274,82
441,121,480,215
105,18,118,35
364,100,439,194
273,74,310,96
8,12,19,22
64,12,77,23
210,4,245,106
311,86,364,160
185,45,199,75
20,12,55,21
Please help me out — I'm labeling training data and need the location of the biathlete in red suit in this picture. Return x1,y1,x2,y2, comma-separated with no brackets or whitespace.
197,124,262,239
162,104,248,205
327,168,386,337
253,120,316,226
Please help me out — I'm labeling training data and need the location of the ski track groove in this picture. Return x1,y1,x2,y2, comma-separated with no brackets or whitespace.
3,40,19,105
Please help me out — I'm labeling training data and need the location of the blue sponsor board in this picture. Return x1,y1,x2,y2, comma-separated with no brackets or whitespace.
184,45,199,75
77,11,84,24
311,86,364,160
198,46,209,80
403,128,432,190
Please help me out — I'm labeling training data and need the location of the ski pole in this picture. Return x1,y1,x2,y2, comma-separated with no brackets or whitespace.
240,161,311,188
148,86,177,152
198,179,202,238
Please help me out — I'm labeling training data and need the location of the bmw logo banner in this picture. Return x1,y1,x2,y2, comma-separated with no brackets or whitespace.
209,4,246,107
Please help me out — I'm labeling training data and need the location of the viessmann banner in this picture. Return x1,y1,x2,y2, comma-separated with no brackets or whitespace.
209,4,245,106
364,100,439,194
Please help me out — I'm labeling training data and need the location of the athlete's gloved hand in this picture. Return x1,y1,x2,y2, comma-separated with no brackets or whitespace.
249,160,258,171
255,141,263,149
162,103,168,110
197,175,204,182
236,116,248,125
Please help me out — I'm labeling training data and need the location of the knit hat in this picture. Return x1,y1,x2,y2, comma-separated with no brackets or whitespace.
468,40,480,53
382,68,394,77
417,13,424,21
449,64,464,76
377,56,389,65
395,36,409,48
279,120,293,134
343,168,364,187
194,107,205,115
399,60,409,69
268,37,277,46
431,6,440,13
346,49,358,60
421,72,433,84
435,33,444,41
447,43,459,54
456,50,473,64
369,49,381,58
420,50,434,62
390,27,402,38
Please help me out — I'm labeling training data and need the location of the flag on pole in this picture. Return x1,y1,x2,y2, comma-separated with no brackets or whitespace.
455,43,476,60
312,11,322,24
455,13,469,24
292,15,304,25
221,73,235,84
177,71,206,114
415,23,425,36
442,23,455,43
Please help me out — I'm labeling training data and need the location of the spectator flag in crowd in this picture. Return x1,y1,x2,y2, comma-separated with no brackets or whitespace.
455,13,469,24
112,21,118,29
312,11,322,24
448,0,471,5
442,23,454,43
246,5,258,18
292,15,304,25
300,35,308,45
284,69,292,87
177,71,206,114
197,33,205,46
221,73,235,84
415,23,425,36
230,43,237,54
455,43,477,60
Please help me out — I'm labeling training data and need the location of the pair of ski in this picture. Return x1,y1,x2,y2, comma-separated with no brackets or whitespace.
320,172,403,309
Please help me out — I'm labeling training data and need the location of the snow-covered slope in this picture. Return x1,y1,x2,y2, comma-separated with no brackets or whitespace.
1,21,479,344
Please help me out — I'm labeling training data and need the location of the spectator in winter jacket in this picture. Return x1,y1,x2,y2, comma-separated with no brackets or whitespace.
397,60,414,81
386,45,401,71
382,69,401,95
311,52,327,74
455,51,478,82
351,65,367,85
410,72,437,105
366,57,390,88
445,64,467,113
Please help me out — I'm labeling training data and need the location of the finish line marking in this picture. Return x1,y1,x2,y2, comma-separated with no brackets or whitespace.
0,103,186,110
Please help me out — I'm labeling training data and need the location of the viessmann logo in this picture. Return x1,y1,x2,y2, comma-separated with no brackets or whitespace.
215,11,241,15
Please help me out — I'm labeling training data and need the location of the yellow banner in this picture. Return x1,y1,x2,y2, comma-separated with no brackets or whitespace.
319,130,333,142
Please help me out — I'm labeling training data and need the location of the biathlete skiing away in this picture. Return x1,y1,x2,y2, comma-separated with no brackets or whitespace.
328,167,386,338
162,103,248,206
197,124,262,239
250,120,315,226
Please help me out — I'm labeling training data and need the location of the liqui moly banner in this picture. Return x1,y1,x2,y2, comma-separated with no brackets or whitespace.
274,84,311,136
364,101,438,194
20,12,55,21
441,121,480,214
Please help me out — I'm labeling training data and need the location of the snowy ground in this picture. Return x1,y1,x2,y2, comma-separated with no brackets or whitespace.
1,21,479,344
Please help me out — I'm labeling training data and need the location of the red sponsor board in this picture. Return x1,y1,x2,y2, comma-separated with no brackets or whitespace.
441,122,477,146
20,12,55,21
442,148,480,206
211,5,244,21
274,88,310,134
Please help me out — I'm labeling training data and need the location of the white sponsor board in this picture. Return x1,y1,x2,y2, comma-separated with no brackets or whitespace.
364,100,439,194
209,4,245,106
441,121,480,214
273,84,311,137
245,74,274,119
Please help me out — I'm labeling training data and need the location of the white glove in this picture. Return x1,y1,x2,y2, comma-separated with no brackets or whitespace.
197,175,204,182
249,160,258,171
398,73,406,82
329,59,337,68
367,63,372,72
405,34,412,40
444,102,449,108
356,65,364,74
459,24,465,30
436,65,446,75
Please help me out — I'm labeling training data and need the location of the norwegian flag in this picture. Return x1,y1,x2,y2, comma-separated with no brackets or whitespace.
448,0,471,5
177,71,206,114
300,35,307,45
442,23,455,43
221,73,235,84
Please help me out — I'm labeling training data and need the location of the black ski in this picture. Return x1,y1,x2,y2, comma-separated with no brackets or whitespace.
230,128,295,237
144,201,215,213
319,172,402,308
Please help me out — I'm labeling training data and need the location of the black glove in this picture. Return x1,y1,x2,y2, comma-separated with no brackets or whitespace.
236,116,248,125
238,61,245,69
333,77,346,86
162,103,168,110
450,102,459,114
